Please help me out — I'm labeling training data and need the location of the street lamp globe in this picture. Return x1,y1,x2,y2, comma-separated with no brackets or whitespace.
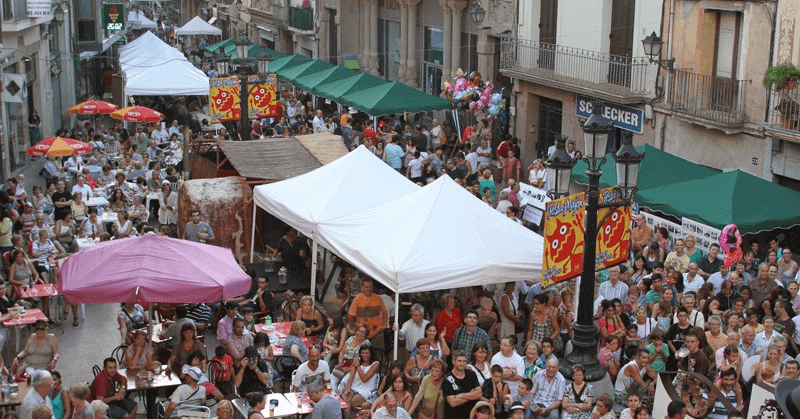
470,3,486,24
580,101,614,161
613,131,644,192
641,31,663,60
53,5,65,23
215,51,231,75
234,36,250,60
545,135,576,197
256,48,272,75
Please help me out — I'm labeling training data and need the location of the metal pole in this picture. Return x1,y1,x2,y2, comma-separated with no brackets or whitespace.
560,166,605,381
393,292,400,360
249,201,257,263
310,238,318,303
240,71,250,141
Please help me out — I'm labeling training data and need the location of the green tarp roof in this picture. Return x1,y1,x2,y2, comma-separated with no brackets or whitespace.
274,59,335,83
636,170,800,234
341,81,454,116
571,144,720,191
293,66,354,95
268,54,313,74
205,38,286,60
314,72,386,104
265,54,453,115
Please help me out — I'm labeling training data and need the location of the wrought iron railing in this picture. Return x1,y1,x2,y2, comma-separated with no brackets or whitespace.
289,6,313,30
668,69,747,126
499,38,653,96
767,84,800,133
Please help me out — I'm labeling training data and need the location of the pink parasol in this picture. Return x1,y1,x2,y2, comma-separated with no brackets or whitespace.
58,235,251,305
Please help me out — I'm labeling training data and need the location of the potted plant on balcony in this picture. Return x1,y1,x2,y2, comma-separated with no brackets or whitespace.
763,64,800,90
776,97,800,130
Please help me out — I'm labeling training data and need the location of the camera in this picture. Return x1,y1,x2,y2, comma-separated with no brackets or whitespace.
248,357,258,366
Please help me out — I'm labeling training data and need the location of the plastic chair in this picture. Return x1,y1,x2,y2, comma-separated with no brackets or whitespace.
157,401,210,419
92,365,101,377
274,355,301,393
207,359,236,399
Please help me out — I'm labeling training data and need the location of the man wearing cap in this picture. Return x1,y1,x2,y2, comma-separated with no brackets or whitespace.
163,367,205,417
308,382,341,419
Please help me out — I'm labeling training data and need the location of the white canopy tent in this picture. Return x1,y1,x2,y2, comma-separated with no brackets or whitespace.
251,145,420,300
119,31,210,96
319,175,544,293
252,147,545,357
127,11,157,29
175,16,223,36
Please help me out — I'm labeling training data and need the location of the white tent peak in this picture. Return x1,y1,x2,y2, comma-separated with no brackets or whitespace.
176,16,223,36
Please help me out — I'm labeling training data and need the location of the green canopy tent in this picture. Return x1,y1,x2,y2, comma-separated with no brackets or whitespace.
635,170,800,234
268,54,314,75
571,144,720,192
314,72,386,104
293,65,355,95
274,59,335,83
205,39,286,60
340,81,453,116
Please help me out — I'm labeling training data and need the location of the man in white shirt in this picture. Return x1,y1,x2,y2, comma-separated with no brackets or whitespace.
490,336,525,394
71,175,93,199
476,139,492,167
599,266,629,303
312,110,325,133
151,123,169,144
429,119,443,147
673,294,705,328
707,265,731,295
683,263,704,294
20,370,53,419
168,120,181,136
398,304,429,353
292,346,331,392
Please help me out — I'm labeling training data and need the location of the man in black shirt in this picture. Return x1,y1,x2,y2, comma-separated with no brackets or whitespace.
51,180,73,221
234,346,270,396
442,350,482,418
272,226,302,271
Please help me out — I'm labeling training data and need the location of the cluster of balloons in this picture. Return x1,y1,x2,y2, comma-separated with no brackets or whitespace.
443,68,506,118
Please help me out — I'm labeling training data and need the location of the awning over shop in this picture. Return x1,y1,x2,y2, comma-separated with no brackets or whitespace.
571,144,721,191
127,11,157,29
341,81,454,116
205,38,287,60
175,16,222,36
266,54,453,116
636,170,800,234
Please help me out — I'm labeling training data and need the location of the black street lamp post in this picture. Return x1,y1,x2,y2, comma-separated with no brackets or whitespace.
547,101,644,381
214,37,272,141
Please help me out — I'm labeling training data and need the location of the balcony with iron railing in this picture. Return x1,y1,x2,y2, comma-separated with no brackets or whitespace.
668,69,747,129
765,84,800,143
289,6,313,31
499,38,654,104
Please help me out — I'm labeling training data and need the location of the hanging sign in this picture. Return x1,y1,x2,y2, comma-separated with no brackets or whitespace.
596,188,632,271
102,4,126,32
209,76,241,122
247,74,281,118
542,193,586,287
576,94,644,134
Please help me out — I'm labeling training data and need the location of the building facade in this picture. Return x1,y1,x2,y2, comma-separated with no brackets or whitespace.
1,0,75,179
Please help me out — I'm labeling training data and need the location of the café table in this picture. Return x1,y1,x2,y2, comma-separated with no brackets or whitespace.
101,211,118,224
86,196,110,207
121,368,182,419
3,308,48,352
284,391,348,415
259,393,298,418
76,237,99,251
254,322,314,357
151,323,171,344
0,381,29,408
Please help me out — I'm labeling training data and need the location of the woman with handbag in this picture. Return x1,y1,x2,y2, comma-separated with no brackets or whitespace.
408,358,447,419
117,301,148,344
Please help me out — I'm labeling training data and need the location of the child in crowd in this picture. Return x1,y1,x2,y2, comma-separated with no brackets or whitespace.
241,307,255,333
211,345,235,397
646,329,669,373
514,378,534,419
186,351,225,401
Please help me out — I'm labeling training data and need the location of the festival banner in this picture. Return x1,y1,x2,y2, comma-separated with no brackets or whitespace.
542,193,586,287
246,74,280,118
209,77,241,122
596,187,632,271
